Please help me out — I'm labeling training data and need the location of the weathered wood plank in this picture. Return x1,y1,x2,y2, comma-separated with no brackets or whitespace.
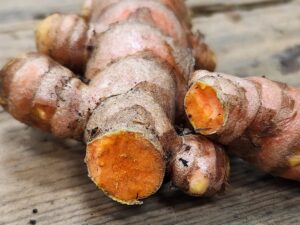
1,111,299,225
187,0,292,12
192,0,300,86
0,0,82,22
0,0,300,225
188,0,283,4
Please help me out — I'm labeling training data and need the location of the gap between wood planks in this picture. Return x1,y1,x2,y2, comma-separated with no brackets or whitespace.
190,0,293,16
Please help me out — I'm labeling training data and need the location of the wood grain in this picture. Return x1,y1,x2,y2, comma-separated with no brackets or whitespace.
192,0,300,86
0,0,299,225
187,0,293,15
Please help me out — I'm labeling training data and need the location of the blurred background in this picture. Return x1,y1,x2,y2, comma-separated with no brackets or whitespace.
0,0,299,225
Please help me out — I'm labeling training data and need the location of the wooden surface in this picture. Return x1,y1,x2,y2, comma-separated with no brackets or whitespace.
0,0,300,224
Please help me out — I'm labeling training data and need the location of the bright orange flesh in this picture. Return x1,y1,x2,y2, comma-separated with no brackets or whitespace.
185,82,224,135
86,131,165,204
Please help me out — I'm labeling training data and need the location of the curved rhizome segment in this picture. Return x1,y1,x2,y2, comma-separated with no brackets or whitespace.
0,0,224,204
170,135,229,197
80,0,196,204
84,87,178,204
185,71,300,181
